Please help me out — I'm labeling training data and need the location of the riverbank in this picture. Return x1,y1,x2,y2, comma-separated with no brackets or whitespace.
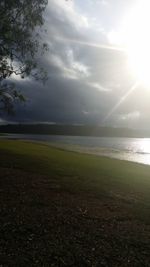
0,140,150,266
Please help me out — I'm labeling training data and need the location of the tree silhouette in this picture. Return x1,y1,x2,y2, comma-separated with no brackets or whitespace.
0,0,48,113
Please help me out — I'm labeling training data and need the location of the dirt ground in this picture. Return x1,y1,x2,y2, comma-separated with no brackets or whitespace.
0,167,150,266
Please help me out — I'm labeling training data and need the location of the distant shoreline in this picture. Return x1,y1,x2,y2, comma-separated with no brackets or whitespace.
0,124,150,138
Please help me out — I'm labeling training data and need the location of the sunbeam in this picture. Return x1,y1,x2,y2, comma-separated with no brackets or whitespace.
103,82,139,123
55,36,125,52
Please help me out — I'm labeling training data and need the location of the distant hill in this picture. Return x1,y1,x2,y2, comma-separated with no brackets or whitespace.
0,124,149,138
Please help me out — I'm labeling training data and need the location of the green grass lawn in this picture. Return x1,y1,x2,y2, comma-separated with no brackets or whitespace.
0,140,150,202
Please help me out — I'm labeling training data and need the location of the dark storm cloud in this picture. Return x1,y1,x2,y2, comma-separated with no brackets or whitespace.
8,74,112,124
2,0,117,124
2,0,148,128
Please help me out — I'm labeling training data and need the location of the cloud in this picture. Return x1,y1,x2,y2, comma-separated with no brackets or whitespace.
46,0,90,41
87,82,110,92
2,0,150,129
119,111,140,121
100,0,109,7
47,46,90,80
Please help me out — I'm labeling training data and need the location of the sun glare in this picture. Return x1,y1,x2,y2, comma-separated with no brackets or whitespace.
123,0,150,87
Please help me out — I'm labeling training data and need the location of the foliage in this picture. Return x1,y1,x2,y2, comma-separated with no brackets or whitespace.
0,0,48,113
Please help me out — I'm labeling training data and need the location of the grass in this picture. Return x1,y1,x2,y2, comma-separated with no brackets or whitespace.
0,140,150,202
0,140,150,266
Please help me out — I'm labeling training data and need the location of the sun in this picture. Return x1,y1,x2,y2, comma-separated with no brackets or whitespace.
123,0,150,87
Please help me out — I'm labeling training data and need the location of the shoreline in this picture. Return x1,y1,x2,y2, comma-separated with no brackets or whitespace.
14,139,150,167
1,136,150,166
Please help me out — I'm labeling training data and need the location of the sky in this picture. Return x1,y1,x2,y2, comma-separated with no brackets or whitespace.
2,0,150,128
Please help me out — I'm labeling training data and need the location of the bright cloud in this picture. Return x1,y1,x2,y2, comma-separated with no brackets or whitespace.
119,111,141,121
48,0,89,30
88,82,110,92
50,49,90,80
